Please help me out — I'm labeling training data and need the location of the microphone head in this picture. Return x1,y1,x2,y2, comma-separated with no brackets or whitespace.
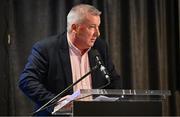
91,49,111,83
92,49,101,58
92,49,103,64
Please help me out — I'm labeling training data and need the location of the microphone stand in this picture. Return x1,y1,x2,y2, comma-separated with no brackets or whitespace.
32,65,98,115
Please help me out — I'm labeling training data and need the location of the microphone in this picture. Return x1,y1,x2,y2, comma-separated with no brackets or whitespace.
93,50,111,83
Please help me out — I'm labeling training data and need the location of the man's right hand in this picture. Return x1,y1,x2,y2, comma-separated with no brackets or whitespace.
53,95,72,113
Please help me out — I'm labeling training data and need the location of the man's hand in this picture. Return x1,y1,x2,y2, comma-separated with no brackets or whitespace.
54,95,72,112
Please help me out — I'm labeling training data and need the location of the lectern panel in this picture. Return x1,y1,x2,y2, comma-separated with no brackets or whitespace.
73,101,162,116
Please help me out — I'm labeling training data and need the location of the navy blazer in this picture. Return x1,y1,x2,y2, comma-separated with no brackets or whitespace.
19,32,121,115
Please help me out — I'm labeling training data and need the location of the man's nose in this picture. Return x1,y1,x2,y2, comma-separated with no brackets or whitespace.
94,28,100,37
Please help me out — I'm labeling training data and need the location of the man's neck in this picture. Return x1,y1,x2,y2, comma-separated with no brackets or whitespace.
67,33,89,55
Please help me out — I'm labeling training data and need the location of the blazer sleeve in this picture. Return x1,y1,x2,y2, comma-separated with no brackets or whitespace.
19,41,55,106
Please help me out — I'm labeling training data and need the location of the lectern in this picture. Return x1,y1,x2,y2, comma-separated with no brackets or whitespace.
54,89,171,116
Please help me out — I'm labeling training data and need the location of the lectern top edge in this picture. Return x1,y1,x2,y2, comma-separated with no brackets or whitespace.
79,89,171,96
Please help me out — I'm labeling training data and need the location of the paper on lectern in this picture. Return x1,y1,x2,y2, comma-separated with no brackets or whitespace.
52,90,81,114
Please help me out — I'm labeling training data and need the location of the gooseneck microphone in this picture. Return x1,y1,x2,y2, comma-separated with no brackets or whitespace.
93,49,111,83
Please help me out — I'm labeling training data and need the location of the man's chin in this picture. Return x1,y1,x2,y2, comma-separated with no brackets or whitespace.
89,42,95,47
83,43,95,49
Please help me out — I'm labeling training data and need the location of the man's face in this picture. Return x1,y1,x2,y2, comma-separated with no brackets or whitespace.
73,14,101,51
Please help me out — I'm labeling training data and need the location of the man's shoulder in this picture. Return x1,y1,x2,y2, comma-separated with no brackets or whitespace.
33,32,66,49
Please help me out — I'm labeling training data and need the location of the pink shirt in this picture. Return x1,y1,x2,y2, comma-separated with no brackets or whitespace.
67,34,92,92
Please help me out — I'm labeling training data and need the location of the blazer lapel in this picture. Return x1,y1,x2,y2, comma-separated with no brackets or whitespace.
58,34,73,90
88,48,98,88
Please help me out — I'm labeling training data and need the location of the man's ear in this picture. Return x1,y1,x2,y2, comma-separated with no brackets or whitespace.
71,24,78,33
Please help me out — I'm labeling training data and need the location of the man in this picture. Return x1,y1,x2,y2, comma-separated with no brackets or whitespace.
19,4,121,115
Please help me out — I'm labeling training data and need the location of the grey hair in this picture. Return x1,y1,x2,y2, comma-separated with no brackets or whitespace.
67,4,101,32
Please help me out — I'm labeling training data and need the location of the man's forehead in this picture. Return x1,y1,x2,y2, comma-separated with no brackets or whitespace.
84,15,101,24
